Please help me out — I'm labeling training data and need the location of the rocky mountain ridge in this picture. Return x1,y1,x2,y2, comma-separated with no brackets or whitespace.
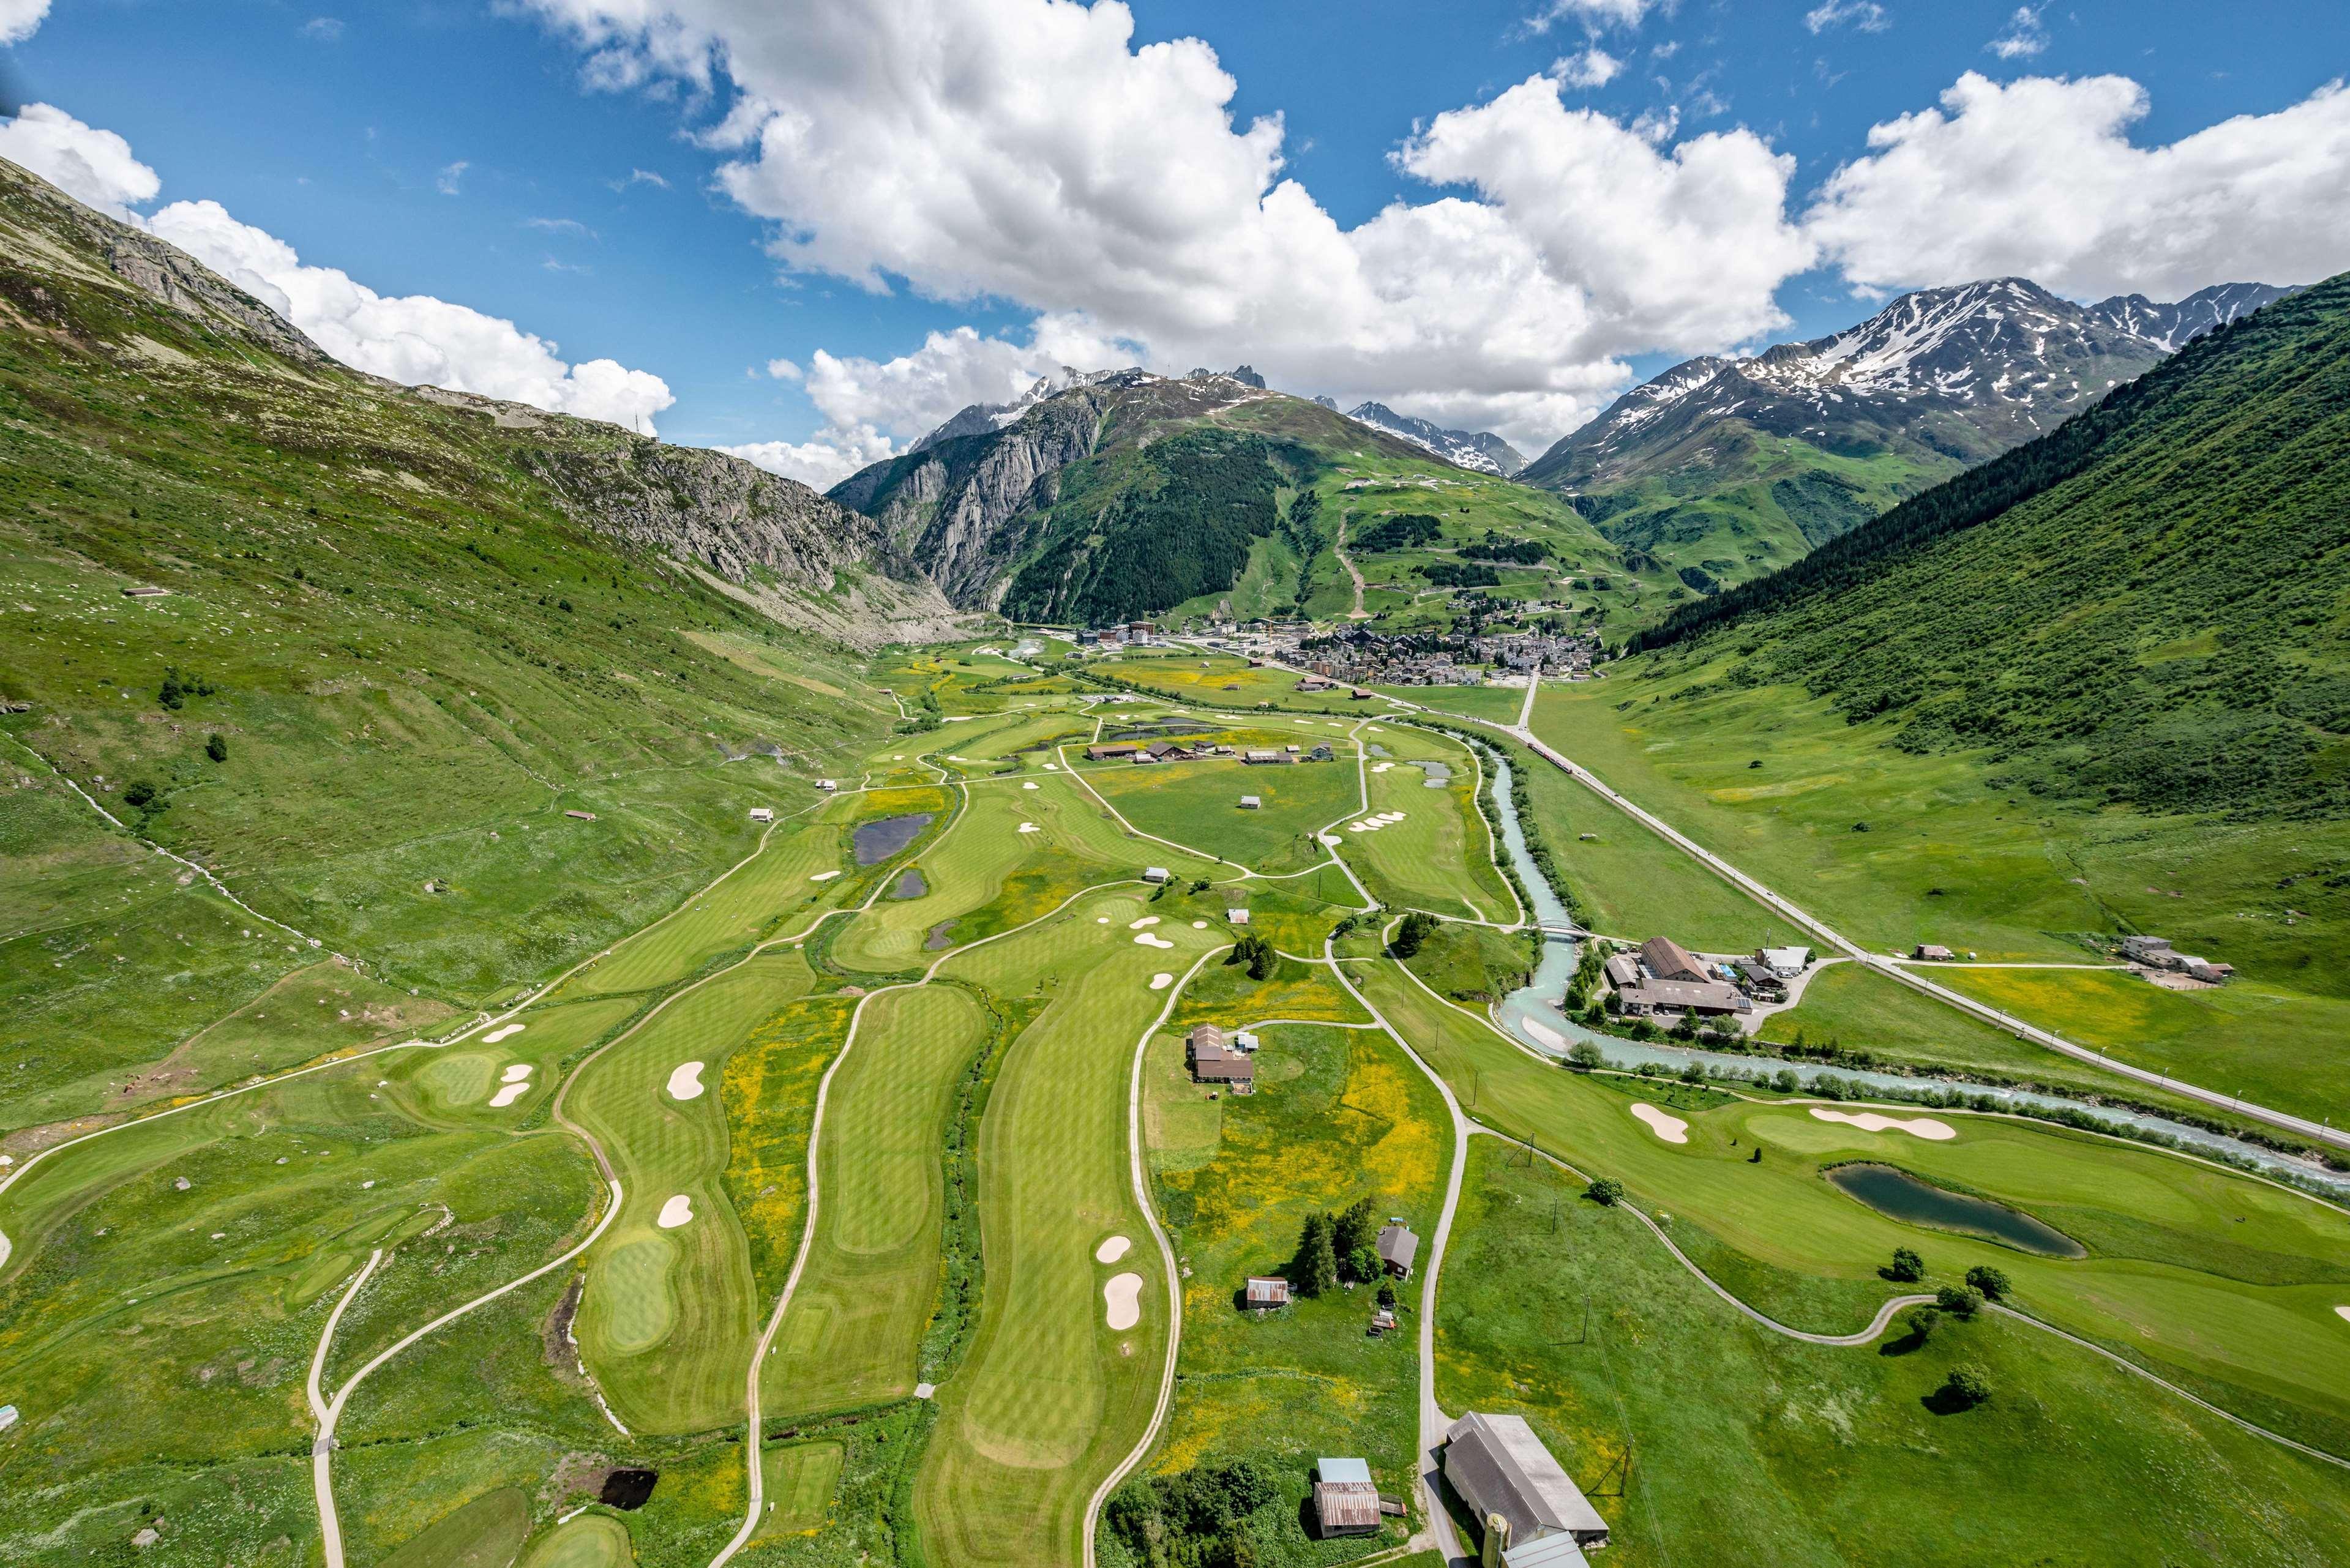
1343,401,1525,476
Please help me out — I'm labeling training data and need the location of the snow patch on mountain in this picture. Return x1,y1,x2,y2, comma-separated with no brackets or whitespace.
1343,401,1526,476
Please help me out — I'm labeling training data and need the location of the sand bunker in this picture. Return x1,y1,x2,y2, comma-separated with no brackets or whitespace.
1371,762,1394,773
1096,1234,1132,1263
666,1061,706,1101
1018,823,1039,834
1630,1103,1690,1143
1129,916,1161,928
488,1064,535,1108
809,870,841,883
1377,812,1405,823
1191,920,1208,929
1809,1108,1958,1141
1319,833,1344,846
1104,1272,1144,1331
1150,973,1175,991
1023,781,1039,790
657,1194,695,1229
1135,934,1174,949
2337,1305,2350,1324
484,1022,526,1044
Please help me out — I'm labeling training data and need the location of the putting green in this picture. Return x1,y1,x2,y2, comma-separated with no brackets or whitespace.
761,983,990,1418
570,951,815,1433
1355,957,2350,1442
517,1512,634,1568
911,891,1212,1565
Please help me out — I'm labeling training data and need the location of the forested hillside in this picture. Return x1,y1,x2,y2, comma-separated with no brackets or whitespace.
1626,273,2350,819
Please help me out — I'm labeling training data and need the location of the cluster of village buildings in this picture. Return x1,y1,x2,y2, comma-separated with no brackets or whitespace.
1083,737,1336,765
1284,627,1601,686
1295,1413,1609,1564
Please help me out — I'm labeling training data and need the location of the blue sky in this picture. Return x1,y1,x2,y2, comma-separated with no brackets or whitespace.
7,1,2350,481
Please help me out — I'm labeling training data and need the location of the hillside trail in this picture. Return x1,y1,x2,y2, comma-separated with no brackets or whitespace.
1334,514,1372,619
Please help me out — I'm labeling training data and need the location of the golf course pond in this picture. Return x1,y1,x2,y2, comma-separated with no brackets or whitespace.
855,812,933,865
891,867,929,899
1827,1162,2087,1257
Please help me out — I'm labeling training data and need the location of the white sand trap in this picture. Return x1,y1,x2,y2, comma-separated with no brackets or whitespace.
500,1064,533,1085
484,1022,526,1044
1018,823,1039,834
2336,1305,2350,1324
1043,762,1060,770
809,870,841,883
1135,934,1174,949
1150,973,1175,990
1631,1103,1690,1143
657,1194,695,1229
1191,920,1208,929
488,1078,532,1108
1809,1108,1958,1141
1022,781,1039,790
1371,762,1393,773
1320,833,1343,846
1096,1234,1132,1263
1378,812,1406,823
666,1061,706,1101
1104,1272,1144,1331
1129,916,1161,928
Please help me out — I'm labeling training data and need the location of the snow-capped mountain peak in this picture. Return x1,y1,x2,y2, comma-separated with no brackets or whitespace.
1342,401,1526,476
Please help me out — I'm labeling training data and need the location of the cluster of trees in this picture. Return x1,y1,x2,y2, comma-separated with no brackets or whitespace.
1287,1195,1395,1297
1418,562,1502,588
156,664,215,711
1227,933,1277,980
1103,1455,1280,1568
1461,533,1547,564
1387,911,1438,958
1352,512,1443,552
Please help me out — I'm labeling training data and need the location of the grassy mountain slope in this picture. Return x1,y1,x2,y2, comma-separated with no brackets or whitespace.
0,159,908,1137
1536,274,2350,1122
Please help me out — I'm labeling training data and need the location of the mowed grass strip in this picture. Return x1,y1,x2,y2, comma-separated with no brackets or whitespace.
911,894,1214,1566
1083,755,1363,868
569,950,816,1433
1352,957,2350,1446
761,983,990,1420
1437,1135,2350,1566
1346,733,1513,922
563,808,845,996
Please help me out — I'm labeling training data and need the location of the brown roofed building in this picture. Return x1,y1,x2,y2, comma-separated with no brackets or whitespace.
1376,1223,1419,1279
1087,742,1141,761
1312,1458,1381,1538
1189,1024,1255,1092
1639,935,1710,984
1245,1275,1292,1309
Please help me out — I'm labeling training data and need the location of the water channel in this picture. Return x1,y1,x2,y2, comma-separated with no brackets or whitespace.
1479,752,2350,1200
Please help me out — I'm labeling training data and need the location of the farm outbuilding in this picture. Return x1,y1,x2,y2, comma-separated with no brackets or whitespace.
1376,1223,1418,1279
1314,1457,1381,1538
1245,1276,1292,1309
1442,1411,1607,1564
1239,794,1262,809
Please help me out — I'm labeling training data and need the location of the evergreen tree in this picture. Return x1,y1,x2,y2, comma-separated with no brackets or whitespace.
1291,1212,1339,1297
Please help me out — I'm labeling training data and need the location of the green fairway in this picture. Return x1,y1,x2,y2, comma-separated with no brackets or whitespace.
518,1512,635,1568
567,951,818,1433
1374,682,1529,723
1343,725,1516,922
1126,1020,1447,1559
1082,754,1364,869
761,983,990,1419
1354,956,2350,1452
910,890,1214,1567
1438,1135,2350,1566
566,805,845,996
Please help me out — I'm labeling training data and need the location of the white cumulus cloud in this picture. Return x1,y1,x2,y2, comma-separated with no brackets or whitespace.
0,103,162,218
1986,6,2046,59
1805,1,1888,34
522,0,1813,454
1549,47,1623,90
0,102,675,435
1525,0,1664,32
719,427,897,490
146,200,675,431
0,0,50,45
1808,72,2350,302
